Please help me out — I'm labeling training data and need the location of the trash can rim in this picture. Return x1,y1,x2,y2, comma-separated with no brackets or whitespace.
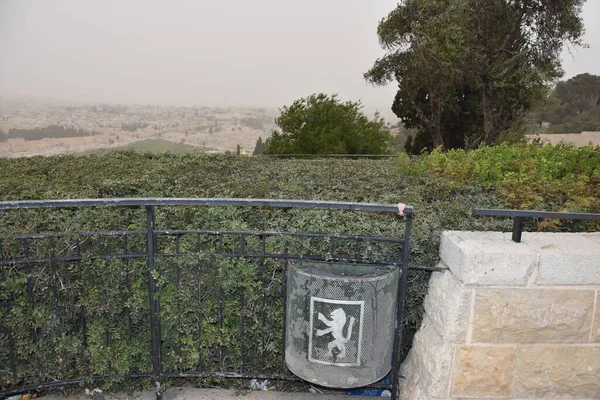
290,259,397,281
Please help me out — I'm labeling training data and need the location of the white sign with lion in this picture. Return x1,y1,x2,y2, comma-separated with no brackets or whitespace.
308,297,364,366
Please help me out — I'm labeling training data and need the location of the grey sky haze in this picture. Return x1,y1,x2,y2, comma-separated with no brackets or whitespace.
1,0,599,111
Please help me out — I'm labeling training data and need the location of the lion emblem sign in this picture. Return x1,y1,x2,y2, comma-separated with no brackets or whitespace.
316,308,356,358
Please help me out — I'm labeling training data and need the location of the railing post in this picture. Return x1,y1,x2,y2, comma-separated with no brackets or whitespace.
512,217,524,243
146,206,163,400
391,212,413,400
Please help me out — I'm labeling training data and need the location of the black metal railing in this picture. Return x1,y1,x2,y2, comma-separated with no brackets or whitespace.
473,208,600,242
259,154,401,158
0,198,414,400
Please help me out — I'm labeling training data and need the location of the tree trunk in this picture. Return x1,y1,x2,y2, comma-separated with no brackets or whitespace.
429,89,445,149
481,78,495,145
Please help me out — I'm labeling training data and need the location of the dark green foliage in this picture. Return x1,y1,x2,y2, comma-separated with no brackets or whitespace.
417,144,600,228
366,0,586,148
404,135,413,154
2,145,598,392
8,125,99,141
532,73,600,133
0,152,511,392
547,107,600,133
264,94,390,154
252,137,267,155
121,122,149,132
555,73,600,116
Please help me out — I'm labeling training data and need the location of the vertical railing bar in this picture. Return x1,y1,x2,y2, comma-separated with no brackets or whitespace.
240,234,245,255
175,234,180,254
329,236,335,259
219,289,224,371
146,205,163,400
354,237,360,259
196,265,203,372
123,236,133,341
260,234,267,357
0,240,18,381
103,268,110,351
76,236,87,349
391,213,413,400
239,282,245,373
512,217,524,243
23,239,38,343
49,236,61,337
175,259,183,370
281,243,289,372
196,233,201,253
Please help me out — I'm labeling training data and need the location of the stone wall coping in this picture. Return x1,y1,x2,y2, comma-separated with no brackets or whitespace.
440,231,600,286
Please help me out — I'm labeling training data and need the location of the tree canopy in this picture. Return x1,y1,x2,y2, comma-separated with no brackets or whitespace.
366,0,585,151
263,94,390,155
533,73,600,133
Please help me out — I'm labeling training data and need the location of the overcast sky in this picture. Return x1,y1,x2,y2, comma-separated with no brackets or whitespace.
0,0,599,110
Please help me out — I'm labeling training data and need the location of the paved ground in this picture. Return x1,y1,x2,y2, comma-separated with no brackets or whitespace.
42,388,368,400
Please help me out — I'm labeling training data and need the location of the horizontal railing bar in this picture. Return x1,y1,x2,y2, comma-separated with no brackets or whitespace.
161,371,299,381
1,229,404,243
0,254,404,267
260,154,399,158
0,198,411,215
473,208,600,221
156,253,404,266
6,231,146,240
409,263,448,272
161,372,393,390
157,229,404,243
0,253,147,266
0,373,152,396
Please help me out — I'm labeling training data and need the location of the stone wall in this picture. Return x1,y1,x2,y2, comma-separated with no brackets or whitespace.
401,231,600,399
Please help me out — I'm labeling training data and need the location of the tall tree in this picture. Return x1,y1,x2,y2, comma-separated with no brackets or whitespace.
365,0,471,149
467,0,585,144
555,73,600,114
366,0,586,149
264,94,390,155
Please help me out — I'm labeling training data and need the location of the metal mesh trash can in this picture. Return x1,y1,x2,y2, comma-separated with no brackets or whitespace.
285,260,399,388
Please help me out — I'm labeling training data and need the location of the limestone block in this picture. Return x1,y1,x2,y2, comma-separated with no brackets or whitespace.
423,270,473,343
400,352,431,400
593,291,600,343
514,346,600,398
472,288,595,343
451,346,516,398
581,232,600,245
439,231,537,285
522,233,600,285
409,316,454,398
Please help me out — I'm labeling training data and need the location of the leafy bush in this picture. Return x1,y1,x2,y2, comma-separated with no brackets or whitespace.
7,147,592,392
264,94,390,155
417,143,600,231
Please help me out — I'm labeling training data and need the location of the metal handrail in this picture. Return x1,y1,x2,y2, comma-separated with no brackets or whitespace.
0,197,412,215
0,197,413,400
473,208,600,243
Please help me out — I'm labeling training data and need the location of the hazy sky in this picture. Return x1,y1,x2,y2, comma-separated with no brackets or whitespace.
1,0,599,110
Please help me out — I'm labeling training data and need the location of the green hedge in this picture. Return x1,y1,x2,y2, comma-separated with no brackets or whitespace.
1,145,597,392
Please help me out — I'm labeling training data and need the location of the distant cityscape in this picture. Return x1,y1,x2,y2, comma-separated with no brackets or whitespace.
0,95,400,157
0,96,282,157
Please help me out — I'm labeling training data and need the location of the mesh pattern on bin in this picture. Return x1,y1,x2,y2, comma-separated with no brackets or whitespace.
286,263,399,388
